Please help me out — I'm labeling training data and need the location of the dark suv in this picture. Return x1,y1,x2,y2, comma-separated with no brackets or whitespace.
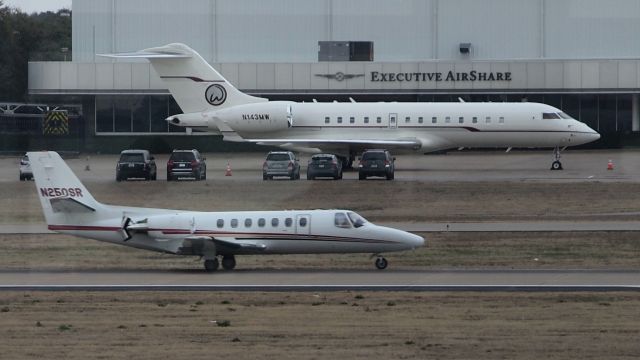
358,149,395,180
116,150,157,181
307,154,342,180
167,149,207,181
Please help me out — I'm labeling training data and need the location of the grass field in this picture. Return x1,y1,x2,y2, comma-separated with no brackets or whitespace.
0,291,638,359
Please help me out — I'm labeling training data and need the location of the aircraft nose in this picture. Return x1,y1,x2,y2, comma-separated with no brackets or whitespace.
404,231,425,249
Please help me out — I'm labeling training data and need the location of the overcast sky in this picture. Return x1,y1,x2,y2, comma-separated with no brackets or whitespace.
3,0,71,13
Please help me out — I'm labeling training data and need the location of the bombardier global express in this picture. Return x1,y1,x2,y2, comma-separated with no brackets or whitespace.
29,151,424,272
102,43,600,169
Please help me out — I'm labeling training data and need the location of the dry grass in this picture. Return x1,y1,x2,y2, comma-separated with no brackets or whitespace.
0,291,638,360
4,180,640,225
1,231,639,271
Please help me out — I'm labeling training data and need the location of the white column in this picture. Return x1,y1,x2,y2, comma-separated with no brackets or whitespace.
633,94,639,132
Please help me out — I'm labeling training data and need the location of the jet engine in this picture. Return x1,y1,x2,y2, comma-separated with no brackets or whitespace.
204,101,294,133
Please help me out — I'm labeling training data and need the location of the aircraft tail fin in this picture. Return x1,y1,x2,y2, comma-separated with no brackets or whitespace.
28,151,102,226
99,43,267,113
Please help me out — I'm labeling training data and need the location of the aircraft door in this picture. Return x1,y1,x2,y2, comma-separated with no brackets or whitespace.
388,113,397,129
295,214,311,235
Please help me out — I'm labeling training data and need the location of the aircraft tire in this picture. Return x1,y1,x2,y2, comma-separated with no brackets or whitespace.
551,161,563,171
375,257,388,270
204,258,219,272
221,256,236,270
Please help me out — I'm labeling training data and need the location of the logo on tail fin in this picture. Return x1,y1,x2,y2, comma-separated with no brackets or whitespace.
205,84,227,106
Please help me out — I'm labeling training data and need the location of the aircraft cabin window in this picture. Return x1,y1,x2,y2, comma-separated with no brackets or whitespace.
299,217,308,227
258,218,266,227
459,117,464,124
271,218,279,227
216,219,224,228
347,212,367,228
334,212,351,228
472,117,478,123
431,117,437,124
445,116,451,123
499,116,505,124
405,116,411,123
325,117,330,124
376,117,382,123
542,113,561,120
337,117,343,124
231,219,238,228
350,117,355,124
364,117,369,124
418,117,424,124
285,218,293,227
486,116,491,123
244,218,252,227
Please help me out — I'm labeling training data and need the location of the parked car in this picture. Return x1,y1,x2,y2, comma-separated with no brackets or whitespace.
307,154,342,180
167,149,207,181
19,155,33,181
116,149,157,181
263,151,300,180
358,149,395,180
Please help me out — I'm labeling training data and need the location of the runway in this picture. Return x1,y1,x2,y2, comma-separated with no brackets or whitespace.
1,270,638,291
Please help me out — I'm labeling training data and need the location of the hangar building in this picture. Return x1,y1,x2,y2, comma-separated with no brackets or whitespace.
22,0,640,152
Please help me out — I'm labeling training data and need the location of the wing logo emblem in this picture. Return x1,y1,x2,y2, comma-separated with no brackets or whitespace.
205,84,227,106
315,72,364,82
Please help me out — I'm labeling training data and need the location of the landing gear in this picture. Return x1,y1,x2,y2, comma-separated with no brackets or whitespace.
550,146,563,170
204,258,219,272
374,256,388,270
221,255,236,270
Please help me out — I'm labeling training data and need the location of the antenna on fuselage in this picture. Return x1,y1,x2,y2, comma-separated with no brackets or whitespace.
349,97,356,103
458,97,465,103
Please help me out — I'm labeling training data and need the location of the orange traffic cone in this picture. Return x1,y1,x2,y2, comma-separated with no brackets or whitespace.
225,162,233,176
607,159,614,171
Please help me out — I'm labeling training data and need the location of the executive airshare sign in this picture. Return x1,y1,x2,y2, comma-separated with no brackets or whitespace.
370,71,512,82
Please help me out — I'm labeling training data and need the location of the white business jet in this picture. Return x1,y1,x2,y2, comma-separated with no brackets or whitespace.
29,151,424,272
101,43,600,170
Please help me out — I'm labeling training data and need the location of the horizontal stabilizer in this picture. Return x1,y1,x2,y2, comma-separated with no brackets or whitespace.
50,197,96,213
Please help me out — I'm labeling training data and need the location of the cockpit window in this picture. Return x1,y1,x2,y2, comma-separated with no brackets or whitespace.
542,112,561,120
558,112,572,119
334,212,351,228
347,212,367,228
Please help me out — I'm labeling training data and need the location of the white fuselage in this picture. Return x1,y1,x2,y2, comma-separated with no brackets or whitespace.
177,101,600,155
49,206,423,256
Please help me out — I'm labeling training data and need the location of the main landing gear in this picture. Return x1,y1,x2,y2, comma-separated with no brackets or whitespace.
203,255,236,272
374,256,388,270
551,146,564,171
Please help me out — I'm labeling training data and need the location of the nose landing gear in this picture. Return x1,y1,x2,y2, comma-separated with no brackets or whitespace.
551,146,564,170
374,256,388,270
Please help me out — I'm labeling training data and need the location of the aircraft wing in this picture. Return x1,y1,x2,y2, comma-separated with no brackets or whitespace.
248,133,452,153
184,236,267,251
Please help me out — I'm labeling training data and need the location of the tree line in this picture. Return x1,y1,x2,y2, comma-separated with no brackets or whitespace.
0,1,71,102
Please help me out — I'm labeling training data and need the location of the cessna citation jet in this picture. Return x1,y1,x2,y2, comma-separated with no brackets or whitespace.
29,151,423,272
101,43,600,170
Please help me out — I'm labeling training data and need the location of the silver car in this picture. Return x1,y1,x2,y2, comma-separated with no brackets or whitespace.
262,151,300,180
19,155,33,181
